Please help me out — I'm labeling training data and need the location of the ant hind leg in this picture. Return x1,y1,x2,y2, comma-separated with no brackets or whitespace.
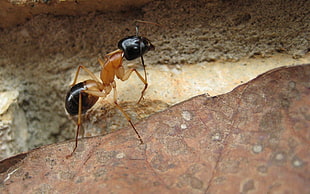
66,92,83,158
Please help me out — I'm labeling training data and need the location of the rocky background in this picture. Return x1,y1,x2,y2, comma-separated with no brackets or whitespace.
0,0,309,160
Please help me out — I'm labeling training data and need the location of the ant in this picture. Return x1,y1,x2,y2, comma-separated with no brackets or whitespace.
65,20,157,157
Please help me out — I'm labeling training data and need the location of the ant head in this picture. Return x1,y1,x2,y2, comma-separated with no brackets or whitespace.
118,36,155,61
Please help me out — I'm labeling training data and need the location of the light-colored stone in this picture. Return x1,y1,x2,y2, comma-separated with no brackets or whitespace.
0,91,19,115
0,91,28,160
81,54,310,105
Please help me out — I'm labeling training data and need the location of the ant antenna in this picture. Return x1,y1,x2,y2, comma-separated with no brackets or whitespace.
135,23,140,36
133,20,160,103
134,20,160,36
134,20,160,26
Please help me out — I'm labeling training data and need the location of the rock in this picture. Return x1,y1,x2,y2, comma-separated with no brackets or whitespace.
0,64,309,193
0,91,28,160
0,91,18,115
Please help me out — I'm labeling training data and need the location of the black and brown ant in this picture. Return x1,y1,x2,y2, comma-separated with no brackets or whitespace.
65,21,157,157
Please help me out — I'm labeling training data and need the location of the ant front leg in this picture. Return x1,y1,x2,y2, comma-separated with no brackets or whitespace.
139,55,148,103
115,66,148,104
111,81,144,144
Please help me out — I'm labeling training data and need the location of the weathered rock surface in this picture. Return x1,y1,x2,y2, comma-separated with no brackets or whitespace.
0,64,309,193
0,91,28,160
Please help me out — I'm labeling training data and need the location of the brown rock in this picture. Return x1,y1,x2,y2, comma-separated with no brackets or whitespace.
0,64,309,193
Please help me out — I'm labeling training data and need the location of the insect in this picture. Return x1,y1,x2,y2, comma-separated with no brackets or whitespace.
65,20,156,157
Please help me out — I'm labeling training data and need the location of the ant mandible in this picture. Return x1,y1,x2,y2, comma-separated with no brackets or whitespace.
65,20,157,157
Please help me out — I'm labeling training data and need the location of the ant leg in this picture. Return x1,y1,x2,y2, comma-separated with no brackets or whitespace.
104,49,123,57
98,55,108,68
80,82,143,143
71,65,100,86
66,92,83,158
98,49,123,68
83,81,112,98
139,55,148,103
83,90,108,98
111,81,144,144
66,87,108,158
115,66,147,103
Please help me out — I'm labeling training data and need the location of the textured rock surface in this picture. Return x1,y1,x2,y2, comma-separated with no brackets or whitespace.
0,91,28,159
0,64,309,193
0,0,152,28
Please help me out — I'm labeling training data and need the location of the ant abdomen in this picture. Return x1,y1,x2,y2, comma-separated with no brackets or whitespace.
118,36,155,60
65,80,100,115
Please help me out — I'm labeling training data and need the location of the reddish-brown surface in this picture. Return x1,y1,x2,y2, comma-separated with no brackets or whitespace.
0,64,309,193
